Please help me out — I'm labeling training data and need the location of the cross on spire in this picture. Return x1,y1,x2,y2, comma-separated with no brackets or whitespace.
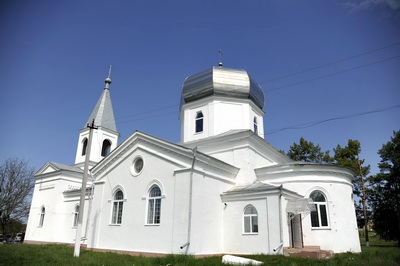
105,65,112,89
218,49,223,67
108,65,112,79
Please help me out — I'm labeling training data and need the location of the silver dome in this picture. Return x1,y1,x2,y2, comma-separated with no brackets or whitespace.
181,67,265,110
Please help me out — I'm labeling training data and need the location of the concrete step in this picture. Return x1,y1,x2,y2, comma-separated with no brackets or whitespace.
284,246,333,259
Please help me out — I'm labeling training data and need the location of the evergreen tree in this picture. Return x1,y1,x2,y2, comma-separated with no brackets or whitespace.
333,139,370,245
333,140,370,197
369,131,400,246
287,137,333,164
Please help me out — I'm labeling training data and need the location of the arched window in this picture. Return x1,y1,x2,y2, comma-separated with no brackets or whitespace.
39,206,45,227
243,205,258,233
310,191,329,228
81,138,88,156
147,185,162,224
111,190,124,224
253,117,258,134
195,111,204,133
73,205,80,227
101,139,112,157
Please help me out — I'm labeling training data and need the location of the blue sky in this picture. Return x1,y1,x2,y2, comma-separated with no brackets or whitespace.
1,0,399,175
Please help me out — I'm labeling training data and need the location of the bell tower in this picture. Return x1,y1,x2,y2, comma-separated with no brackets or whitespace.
74,69,119,167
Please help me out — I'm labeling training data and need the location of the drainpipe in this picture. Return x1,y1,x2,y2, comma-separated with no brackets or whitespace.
181,147,197,253
277,185,283,253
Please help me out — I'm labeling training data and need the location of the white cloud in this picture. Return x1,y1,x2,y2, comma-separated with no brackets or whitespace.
342,0,400,10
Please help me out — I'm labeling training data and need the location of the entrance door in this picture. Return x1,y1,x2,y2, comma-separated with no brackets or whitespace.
290,214,303,248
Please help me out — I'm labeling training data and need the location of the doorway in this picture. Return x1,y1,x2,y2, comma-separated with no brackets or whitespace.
289,213,303,248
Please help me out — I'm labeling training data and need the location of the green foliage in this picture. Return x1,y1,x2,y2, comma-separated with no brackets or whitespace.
333,139,370,197
287,137,333,164
368,131,400,246
0,244,400,266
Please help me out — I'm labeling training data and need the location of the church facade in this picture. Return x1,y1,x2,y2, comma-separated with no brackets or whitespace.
25,66,361,255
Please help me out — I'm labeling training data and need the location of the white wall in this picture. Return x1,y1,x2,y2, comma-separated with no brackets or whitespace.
180,96,264,143
25,174,90,244
75,128,119,164
283,180,361,253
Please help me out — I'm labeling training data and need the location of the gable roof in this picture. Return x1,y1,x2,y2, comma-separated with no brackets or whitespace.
182,129,293,165
91,130,239,179
35,161,83,176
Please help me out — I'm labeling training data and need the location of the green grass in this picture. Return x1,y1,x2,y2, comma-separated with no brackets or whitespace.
359,230,398,247
0,244,399,266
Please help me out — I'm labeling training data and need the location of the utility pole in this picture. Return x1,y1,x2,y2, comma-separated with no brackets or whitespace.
358,159,369,247
74,119,97,257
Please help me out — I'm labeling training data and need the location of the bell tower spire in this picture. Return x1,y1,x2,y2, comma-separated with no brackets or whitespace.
74,67,120,166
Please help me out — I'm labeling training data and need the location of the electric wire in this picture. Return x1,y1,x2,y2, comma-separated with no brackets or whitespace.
265,55,400,92
264,104,400,135
113,50,400,124
259,41,400,84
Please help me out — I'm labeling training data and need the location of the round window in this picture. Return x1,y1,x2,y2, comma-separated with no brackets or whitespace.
131,157,144,176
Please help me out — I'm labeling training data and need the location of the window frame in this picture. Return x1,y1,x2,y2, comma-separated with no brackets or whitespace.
81,138,88,156
253,117,258,134
146,185,162,225
39,206,45,227
73,205,80,228
111,190,124,225
243,205,259,234
309,190,330,229
195,111,204,133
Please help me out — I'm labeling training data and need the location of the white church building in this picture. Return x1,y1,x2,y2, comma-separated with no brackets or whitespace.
25,65,361,256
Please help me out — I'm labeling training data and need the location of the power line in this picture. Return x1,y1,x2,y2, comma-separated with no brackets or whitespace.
113,43,400,124
115,54,400,124
265,55,400,92
118,110,178,124
259,41,400,84
264,104,400,135
116,104,178,120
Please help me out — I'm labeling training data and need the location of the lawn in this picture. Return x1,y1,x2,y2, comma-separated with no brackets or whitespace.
0,239,398,266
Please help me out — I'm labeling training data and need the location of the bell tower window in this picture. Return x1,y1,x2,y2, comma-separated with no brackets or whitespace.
81,138,88,156
101,139,112,157
195,111,204,133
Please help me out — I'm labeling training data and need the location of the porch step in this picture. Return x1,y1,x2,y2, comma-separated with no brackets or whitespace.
283,246,333,259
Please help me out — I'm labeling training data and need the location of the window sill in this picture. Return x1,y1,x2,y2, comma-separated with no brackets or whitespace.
242,232,258,235
311,227,331,230
145,224,160,226
109,224,122,226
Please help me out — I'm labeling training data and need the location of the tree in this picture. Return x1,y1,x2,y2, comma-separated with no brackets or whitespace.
287,137,333,164
0,158,35,237
333,139,370,245
369,131,400,246
333,140,370,197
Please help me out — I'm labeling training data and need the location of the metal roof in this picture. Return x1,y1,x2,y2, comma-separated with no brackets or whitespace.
181,66,265,110
85,79,117,132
